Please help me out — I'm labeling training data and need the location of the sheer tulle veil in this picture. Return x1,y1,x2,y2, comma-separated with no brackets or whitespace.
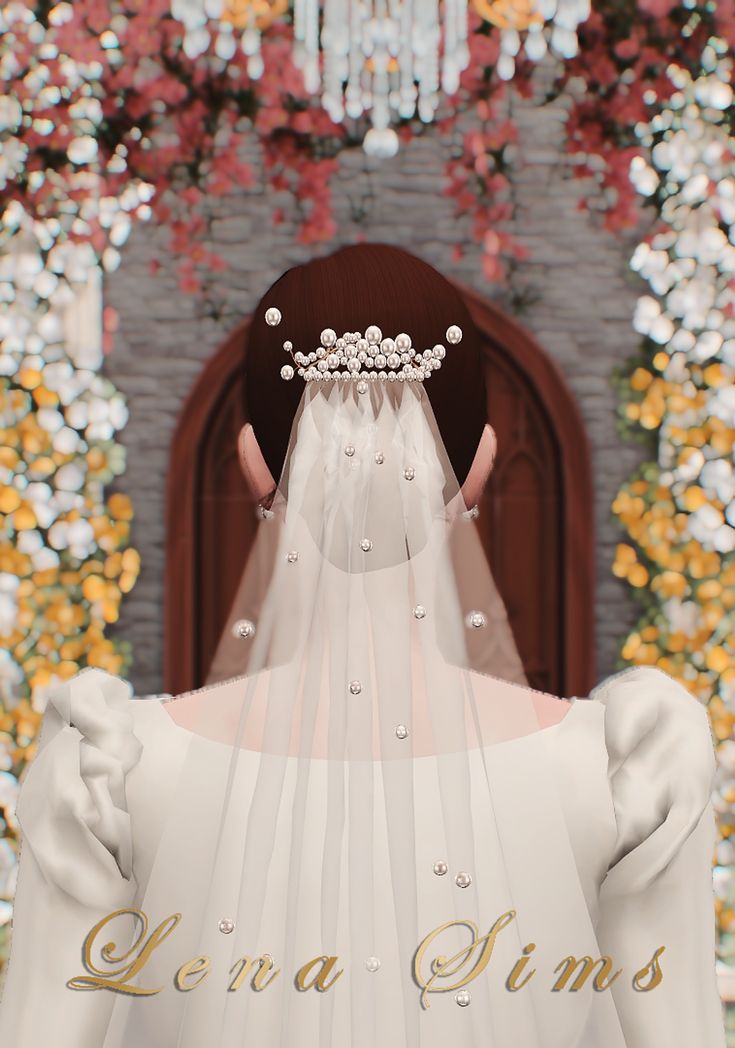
99,255,629,1047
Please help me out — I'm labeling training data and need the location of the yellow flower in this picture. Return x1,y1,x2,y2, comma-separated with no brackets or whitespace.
706,647,732,674
628,563,649,587
631,367,653,391
651,571,688,597
108,492,134,521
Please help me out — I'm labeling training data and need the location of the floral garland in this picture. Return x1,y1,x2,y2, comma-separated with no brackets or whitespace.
1,0,734,979
610,44,735,966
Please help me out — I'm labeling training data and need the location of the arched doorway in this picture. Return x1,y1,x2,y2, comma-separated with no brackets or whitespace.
164,286,595,699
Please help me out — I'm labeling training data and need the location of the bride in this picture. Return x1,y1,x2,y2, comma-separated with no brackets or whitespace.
0,244,726,1047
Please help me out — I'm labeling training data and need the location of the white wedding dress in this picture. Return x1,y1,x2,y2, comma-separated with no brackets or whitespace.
0,380,727,1047
0,663,726,1047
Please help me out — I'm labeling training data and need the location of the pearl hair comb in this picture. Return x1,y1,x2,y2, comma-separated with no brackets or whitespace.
264,307,462,385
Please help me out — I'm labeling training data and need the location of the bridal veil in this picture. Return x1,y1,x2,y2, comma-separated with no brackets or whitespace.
97,248,632,1047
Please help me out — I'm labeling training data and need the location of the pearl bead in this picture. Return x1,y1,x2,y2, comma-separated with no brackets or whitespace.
321,328,337,348
360,538,373,552
365,325,382,345
347,358,361,372
455,871,472,888
455,989,471,1007
466,611,487,629
365,956,381,972
432,344,446,360
349,680,362,695
374,354,386,368
395,724,409,739
218,918,235,934
404,467,415,481
286,551,299,564
357,380,369,394
232,619,256,639
395,332,412,352
357,338,369,353
380,337,395,355
265,307,282,326
374,452,384,465
433,860,448,876
413,604,426,619
345,444,356,457
283,340,293,352
280,365,294,381
446,325,463,344
387,353,400,369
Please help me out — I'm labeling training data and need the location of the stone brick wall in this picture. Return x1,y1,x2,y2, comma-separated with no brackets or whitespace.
104,65,649,698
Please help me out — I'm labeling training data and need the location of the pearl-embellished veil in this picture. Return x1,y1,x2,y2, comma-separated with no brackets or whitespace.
100,376,629,1047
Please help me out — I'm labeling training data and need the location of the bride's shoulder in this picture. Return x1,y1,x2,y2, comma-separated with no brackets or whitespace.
16,667,150,907
584,666,717,896
36,666,167,740
586,665,715,766
581,665,716,793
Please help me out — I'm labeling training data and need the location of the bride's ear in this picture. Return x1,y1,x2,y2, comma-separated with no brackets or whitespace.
460,424,497,509
238,423,276,502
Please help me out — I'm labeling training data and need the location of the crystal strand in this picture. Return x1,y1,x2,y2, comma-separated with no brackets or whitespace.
442,0,459,95
371,0,390,130
304,0,321,94
363,0,400,155
294,0,306,43
416,0,439,123
345,0,364,118
242,7,264,80
322,0,348,120
455,0,470,77
398,0,416,119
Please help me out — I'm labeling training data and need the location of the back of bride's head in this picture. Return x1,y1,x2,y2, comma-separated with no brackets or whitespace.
243,244,486,484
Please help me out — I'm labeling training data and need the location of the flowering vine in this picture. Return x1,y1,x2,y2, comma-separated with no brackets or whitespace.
610,43,735,966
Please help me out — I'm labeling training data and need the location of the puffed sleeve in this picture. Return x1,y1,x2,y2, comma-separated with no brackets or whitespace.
593,666,726,1047
0,668,143,1048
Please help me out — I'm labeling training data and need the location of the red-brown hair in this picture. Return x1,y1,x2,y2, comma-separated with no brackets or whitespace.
244,244,486,484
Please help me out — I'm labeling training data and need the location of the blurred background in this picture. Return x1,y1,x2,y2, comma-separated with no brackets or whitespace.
0,0,733,1036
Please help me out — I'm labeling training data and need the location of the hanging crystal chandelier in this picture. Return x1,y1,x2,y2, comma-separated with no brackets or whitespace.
171,0,591,156
171,0,287,74
292,0,470,158
474,0,591,81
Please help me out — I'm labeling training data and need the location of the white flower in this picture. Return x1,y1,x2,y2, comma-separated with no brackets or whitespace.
67,135,99,166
